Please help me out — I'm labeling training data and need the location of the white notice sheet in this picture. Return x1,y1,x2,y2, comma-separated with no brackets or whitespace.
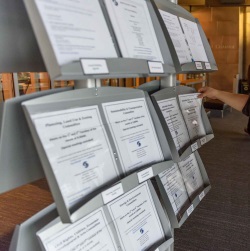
159,10,192,64
31,106,119,208
159,164,189,216
35,0,117,65
179,17,208,62
157,97,190,152
104,0,164,62
37,208,118,251
178,93,206,142
178,153,204,198
102,98,164,174
107,182,164,251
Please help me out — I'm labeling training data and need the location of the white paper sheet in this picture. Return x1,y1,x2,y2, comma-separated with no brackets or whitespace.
178,93,206,141
37,208,118,251
159,164,189,215
104,0,164,62
157,97,190,151
31,106,119,207
178,153,204,197
35,0,117,65
159,10,192,64
102,98,164,174
107,182,164,251
179,17,208,62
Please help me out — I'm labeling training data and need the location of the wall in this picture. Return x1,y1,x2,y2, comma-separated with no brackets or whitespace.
190,7,240,92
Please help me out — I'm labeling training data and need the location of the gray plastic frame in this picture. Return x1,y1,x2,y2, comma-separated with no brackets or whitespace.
152,0,218,73
154,151,211,228
9,179,174,251
0,87,73,194
23,0,176,80
22,87,174,222
151,85,214,162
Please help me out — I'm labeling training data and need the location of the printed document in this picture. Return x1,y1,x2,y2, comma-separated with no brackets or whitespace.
104,0,164,62
157,97,190,152
31,106,119,208
107,182,164,251
102,98,164,174
178,153,204,197
37,208,118,251
178,93,206,141
35,0,117,65
179,17,208,62
159,164,189,215
159,10,192,64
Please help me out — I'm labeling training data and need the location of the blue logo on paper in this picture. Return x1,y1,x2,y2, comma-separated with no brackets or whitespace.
83,161,89,168
140,228,144,234
137,141,141,147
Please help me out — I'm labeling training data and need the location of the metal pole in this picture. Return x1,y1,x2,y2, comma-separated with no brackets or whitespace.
74,79,102,89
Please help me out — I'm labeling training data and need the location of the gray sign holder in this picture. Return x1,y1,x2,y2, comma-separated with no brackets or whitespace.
152,0,218,73
4,0,218,250
22,87,174,223
0,87,73,194
154,151,211,228
9,177,174,251
151,85,214,162
23,0,176,81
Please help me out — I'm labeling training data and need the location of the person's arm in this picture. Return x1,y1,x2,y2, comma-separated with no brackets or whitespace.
198,87,249,112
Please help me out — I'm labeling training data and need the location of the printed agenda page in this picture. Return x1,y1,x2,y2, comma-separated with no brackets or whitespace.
178,153,204,197
102,98,164,174
104,0,164,62
157,97,190,152
34,0,117,65
178,93,206,141
37,208,118,251
179,17,208,62
31,106,119,208
159,164,189,215
158,10,192,64
107,182,165,251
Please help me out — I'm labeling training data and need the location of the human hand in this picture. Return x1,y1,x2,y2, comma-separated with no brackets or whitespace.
197,87,219,99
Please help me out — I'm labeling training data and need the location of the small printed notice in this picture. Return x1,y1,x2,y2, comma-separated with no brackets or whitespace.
178,153,204,198
191,142,198,152
179,17,208,62
157,97,190,152
137,167,154,183
37,208,118,251
178,93,206,142
102,183,124,204
200,136,207,146
205,62,211,70
159,10,192,64
102,98,164,174
107,182,164,251
159,164,189,215
187,204,194,216
104,0,164,62
34,0,117,65
81,59,109,74
31,106,119,208
195,62,203,70
148,61,164,74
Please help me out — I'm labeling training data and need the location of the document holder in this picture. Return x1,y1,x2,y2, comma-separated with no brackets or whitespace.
154,151,211,228
0,87,72,194
151,85,214,162
9,162,175,251
37,179,173,251
152,0,218,73
23,0,176,80
22,87,173,223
